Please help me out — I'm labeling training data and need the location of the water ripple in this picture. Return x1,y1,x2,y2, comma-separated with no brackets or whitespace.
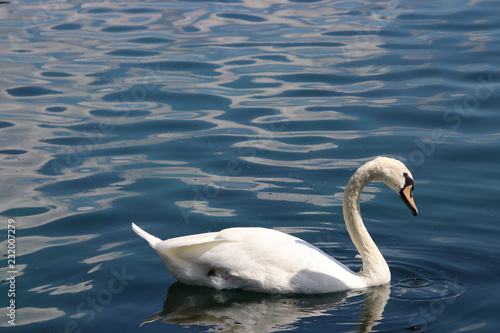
392,278,466,302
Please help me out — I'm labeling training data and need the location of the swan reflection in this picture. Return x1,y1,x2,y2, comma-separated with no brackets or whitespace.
141,282,390,332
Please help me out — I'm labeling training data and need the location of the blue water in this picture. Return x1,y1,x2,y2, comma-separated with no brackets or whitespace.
1,0,499,332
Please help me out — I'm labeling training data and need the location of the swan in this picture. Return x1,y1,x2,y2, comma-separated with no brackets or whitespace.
132,156,418,294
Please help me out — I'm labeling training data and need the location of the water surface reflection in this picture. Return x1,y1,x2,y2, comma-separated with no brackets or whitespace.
142,282,390,332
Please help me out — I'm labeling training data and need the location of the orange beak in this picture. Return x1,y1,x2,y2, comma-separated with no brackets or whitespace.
400,185,418,216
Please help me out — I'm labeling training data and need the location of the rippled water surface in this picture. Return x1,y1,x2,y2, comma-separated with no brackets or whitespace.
1,0,499,332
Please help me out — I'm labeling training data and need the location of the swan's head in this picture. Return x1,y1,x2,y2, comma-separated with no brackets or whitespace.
362,157,418,216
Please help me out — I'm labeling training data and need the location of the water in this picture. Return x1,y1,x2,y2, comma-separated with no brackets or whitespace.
0,0,499,332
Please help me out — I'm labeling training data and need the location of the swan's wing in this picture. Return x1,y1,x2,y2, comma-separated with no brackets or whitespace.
133,224,360,293
215,228,358,292
151,227,357,293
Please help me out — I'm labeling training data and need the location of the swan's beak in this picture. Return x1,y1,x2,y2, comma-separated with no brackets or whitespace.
400,185,418,216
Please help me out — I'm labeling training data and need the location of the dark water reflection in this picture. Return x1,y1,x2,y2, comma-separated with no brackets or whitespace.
143,282,390,333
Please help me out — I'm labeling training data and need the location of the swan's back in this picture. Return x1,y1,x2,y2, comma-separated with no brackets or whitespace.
133,224,363,293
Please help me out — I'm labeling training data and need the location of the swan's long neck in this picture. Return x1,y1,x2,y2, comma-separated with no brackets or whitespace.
342,167,390,286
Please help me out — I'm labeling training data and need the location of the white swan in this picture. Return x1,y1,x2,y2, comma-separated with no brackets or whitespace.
132,157,418,294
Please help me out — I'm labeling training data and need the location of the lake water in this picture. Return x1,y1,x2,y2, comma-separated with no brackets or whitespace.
1,0,499,332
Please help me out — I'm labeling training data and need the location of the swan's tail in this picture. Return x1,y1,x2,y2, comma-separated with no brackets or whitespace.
132,223,162,248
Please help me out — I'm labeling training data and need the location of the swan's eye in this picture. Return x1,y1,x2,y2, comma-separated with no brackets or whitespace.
402,172,414,193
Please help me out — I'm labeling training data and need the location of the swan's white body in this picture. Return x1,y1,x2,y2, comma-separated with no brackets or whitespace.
132,157,418,294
